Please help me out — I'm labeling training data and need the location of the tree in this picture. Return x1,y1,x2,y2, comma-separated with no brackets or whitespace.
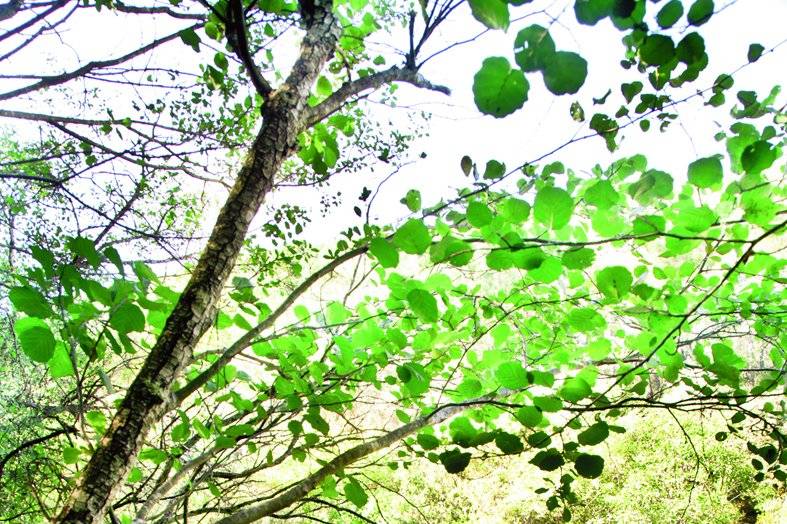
0,0,785,523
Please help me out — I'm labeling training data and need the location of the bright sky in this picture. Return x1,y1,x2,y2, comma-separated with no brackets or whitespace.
2,0,786,257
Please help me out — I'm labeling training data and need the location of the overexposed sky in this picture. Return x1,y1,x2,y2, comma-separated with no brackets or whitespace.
2,0,785,254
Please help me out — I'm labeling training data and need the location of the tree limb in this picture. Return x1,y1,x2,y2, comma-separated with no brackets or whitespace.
212,391,507,524
225,0,272,98
0,23,202,101
305,66,450,127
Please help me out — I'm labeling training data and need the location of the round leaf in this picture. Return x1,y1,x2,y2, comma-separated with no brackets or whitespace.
640,34,675,66
656,0,683,29
406,289,439,323
596,266,632,301
473,57,529,118
584,180,620,209
578,422,610,446
575,453,605,478
543,51,588,95
369,238,399,268
439,448,472,474
8,286,52,318
495,361,529,389
514,25,556,72
14,317,56,363
687,0,714,26
468,0,510,30
110,303,146,333
392,219,431,255
562,248,595,270
534,187,574,230
687,156,722,188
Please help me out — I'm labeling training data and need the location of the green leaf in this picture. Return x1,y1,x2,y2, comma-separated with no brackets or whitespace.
530,448,564,471
495,432,524,454
621,81,643,103
406,289,439,323
568,308,606,332
741,186,778,227
225,424,255,438
392,219,431,255
533,395,562,412
513,25,556,72
344,479,368,508
430,236,473,266
103,246,124,275
747,43,764,63
467,201,494,227
687,0,714,26
578,422,609,446
543,52,588,95
596,266,632,301
14,317,56,363
473,57,529,118
741,141,777,174
584,180,620,209
85,411,107,434
656,0,683,29
632,215,666,236
439,448,472,473
127,467,143,483
562,248,595,270
369,238,399,268
316,75,332,97
670,204,717,233
48,343,75,378
495,361,529,389
500,198,531,224
417,433,440,450
67,236,101,268
8,286,52,318
304,411,330,435
179,28,201,51
640,34,675,66
574,0,614,26
515,406,543,428
629,170,673,204
403,189,422,211
110,303,146,333
559,376,592,402
575,453,604,478
534,187,574,230
63,446,80,464
528,256,563,283
468,0,510,30
483,159,506,179
687,156,723,188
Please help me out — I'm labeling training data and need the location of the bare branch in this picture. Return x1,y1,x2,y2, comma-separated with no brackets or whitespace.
0,23,202,101
305,66,450,127
226,0,272,98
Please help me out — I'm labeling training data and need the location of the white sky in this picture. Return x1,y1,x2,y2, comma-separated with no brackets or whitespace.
1,0,786,255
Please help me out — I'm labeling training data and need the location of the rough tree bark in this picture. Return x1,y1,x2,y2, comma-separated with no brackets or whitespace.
55,4,342,522
54,1,450,521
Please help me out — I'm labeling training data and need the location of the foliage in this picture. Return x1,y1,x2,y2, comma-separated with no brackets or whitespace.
301,412,785,524
0,0,785,523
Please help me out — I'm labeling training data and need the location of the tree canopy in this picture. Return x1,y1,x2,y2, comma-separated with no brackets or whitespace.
0,0,785,523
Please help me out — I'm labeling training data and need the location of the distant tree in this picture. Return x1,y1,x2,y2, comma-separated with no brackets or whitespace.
0,1,784,523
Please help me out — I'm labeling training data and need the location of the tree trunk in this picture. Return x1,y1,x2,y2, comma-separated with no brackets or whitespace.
55,5,341,523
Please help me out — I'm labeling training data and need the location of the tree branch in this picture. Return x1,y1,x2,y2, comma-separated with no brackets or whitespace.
0,427,76,479
305,66,450,127
212,391,507,524
0,23,202,101
225,0,272,98
174,245,368,403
